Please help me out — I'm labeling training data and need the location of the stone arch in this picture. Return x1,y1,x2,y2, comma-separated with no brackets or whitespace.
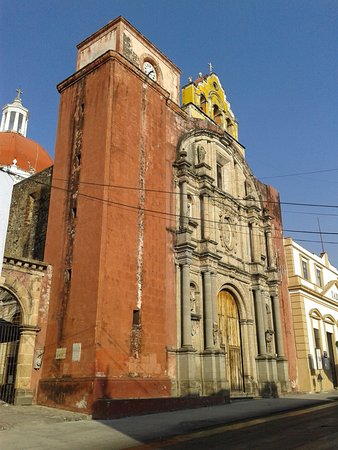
309,308,323,321
0,277,30,325
217,282,248,321
323,314,336,325
200,93,207,113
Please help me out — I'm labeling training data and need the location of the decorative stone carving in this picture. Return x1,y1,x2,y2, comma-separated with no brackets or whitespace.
213,321,219,346
197,145,206,164
191,320,199,337
218,208,236,252
190,283,196,313
123,33,139,66
265,329,274,354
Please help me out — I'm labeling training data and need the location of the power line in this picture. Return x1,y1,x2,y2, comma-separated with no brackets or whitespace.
3,166,338,209
51,175,338,209
259,167,338,180
2,166,338,243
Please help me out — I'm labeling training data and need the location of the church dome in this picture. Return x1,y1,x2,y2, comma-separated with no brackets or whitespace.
0,91,52,173
0,131,52,172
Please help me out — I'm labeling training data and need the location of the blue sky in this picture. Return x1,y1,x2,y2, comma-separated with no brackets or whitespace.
1,0,338,264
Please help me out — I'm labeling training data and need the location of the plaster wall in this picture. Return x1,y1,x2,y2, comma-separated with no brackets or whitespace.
39,50,185,412
0,172,14,274
76,17,180,103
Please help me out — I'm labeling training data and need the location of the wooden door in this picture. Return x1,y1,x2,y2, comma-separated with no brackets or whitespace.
218,290,244,392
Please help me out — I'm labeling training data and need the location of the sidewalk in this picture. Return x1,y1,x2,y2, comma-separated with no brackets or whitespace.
0,391,337,449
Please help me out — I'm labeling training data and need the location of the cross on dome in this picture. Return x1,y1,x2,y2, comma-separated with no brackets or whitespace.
15,88,23,102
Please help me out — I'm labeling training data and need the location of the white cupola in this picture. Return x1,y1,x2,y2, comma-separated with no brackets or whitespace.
0,89,29,136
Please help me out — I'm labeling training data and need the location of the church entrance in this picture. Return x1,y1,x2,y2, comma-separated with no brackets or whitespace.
218,290,244,392
0,288,21,404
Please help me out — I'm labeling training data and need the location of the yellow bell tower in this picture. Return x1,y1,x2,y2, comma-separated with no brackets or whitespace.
182,71,238,140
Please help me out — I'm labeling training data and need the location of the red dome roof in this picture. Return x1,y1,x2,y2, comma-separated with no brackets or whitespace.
0,131,52,173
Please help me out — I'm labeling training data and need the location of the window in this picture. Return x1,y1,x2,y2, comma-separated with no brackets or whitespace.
316,267,323,287
8,111,16,131
248,223,254,262
301,258,309,280
226,118,233,134
216,163,223,189
314,328,321,349
17,113,23,133
213,104,222,125
200,94,207,113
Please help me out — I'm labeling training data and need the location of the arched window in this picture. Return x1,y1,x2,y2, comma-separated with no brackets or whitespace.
226,118,233,134
213,104,222,125
200,94,207,113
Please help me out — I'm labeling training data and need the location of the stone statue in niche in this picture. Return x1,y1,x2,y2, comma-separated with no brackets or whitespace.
197,145,206,164
219,211,234,252
213,322,219,346
190,284,197,313
265,329,274,354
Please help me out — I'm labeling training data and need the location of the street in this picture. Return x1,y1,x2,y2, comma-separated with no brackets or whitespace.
1,397,337,450
134,403,338,450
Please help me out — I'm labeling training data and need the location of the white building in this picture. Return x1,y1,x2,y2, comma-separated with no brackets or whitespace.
284,237,338,392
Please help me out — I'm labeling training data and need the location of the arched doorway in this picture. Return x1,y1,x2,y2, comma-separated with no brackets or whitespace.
218,290,244,392
0,287,21,403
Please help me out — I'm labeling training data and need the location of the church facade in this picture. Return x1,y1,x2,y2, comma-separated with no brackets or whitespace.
37,17,295,414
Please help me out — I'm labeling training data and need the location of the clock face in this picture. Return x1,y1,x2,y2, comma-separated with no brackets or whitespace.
143,61,157,81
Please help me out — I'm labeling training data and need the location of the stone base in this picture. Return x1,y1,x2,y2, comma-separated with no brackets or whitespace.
176,348,200,396
92,394,230,419
38,376,172,414
277,357,290,392
14,388,34,405
201,350,229,396
256,355,282,397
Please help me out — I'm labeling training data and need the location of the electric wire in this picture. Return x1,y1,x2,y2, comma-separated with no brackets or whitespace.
2,166,338,244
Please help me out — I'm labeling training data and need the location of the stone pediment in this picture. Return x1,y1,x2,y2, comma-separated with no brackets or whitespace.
321,279,338,302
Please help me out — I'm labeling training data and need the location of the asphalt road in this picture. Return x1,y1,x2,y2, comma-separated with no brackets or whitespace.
135,403,338,450
1,396,337,449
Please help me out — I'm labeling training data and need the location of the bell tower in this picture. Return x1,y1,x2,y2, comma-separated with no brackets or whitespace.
39,16,181,413
182,72,238,139
0,89,29,136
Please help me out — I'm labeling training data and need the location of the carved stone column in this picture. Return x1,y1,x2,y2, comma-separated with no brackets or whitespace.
202,194,210,240
180,180,188,229
271,294,285,357
181,262,192,348
15,326,39,405
210,271,217,346
203,271,214,349
253,288,266,355
252,221,260,263
266,229,276,269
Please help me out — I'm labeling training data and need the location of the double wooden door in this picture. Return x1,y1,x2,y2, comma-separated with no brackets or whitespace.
218,290,244,392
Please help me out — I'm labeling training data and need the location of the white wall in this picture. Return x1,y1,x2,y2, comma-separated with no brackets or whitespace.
0,171,14,275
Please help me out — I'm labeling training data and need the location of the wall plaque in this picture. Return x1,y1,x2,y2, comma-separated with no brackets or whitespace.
55,347,66,360
72,343,81,362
